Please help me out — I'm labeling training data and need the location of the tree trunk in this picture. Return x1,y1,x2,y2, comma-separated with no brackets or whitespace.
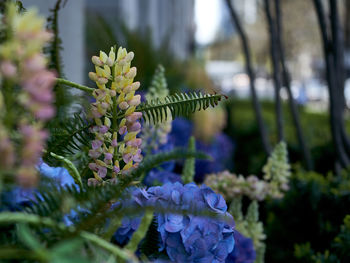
225,0,271,154
313,0,350,168
274,0,313,169
264,0,284,142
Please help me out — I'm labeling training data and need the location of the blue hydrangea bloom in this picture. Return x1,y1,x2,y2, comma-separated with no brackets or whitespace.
38,161,76,186
195,133,235,183
226,231,256,263
169,118,193,148
147,182,235,263
0,162,76,212
169,118,235,183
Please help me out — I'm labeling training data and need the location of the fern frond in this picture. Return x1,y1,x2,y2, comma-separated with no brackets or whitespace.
44,113,93,166
136,92,226,125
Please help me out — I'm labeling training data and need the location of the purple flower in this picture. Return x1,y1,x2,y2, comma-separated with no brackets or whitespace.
226,232,256,263
91,140,103,150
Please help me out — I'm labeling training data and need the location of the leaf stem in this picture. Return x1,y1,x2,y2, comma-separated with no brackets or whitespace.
56,78,94,93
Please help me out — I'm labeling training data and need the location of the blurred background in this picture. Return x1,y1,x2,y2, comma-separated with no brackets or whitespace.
22,0,350,174
20,1,350,261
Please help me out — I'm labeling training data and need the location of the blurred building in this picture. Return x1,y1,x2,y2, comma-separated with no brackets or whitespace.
86,0,195,60
22,0,85,85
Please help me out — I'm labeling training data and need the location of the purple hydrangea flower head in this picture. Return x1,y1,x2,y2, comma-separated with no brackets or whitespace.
147,182,235,262
226,231,256,263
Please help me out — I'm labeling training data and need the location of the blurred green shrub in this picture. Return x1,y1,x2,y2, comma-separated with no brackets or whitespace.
225,98,338,174
264,169,350,262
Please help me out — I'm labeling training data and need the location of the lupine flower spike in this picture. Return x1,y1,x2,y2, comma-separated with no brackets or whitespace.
88,46,142,186
0,4,55,187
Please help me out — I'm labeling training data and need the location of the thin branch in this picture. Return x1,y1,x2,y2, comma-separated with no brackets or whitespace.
264,0,284,141
274,0,313,169
313,0,350,168
225,0,271,154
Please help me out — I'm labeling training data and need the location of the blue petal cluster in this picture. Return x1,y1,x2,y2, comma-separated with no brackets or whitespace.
169,118,235,183
113,183,235,262
226,231,256,263
0,162,76,211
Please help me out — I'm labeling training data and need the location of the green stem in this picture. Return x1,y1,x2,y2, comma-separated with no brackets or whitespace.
80,231,138,262
0,212,62,229
56,78,94,93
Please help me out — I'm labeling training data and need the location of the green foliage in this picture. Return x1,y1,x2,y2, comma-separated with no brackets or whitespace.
182,136,196,184
43,113,92,169
263,141,291,198
225,98,339,174
146,65,168,101
265,169,350,262
138,92,225,125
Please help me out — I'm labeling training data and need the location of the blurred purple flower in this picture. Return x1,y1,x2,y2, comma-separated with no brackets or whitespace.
169,118,235,183
226,231,256,263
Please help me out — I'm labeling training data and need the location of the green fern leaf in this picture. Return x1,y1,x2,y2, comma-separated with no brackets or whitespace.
44,113,93,166
136,92,226,125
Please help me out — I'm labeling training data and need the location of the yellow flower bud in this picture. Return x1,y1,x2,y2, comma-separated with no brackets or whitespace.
104,117,111,127
120,118,126,127
132,82,140,91
125,106,136,116
96,159,106,167
100,51,108,63
109,47,115,62
125,52,134,62
92,56,104,66
97,77,108,85
125,91,135,101
89,72,98,81
124,131,137,141
119,143,125,153
125,67,137,79
122,161,133,171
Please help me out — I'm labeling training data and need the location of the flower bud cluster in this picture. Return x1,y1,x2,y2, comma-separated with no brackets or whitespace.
142,65,172,151
205,171,269,201
205,142,291,201
263,141,291,198
87,46,142,186
0,4,55,187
